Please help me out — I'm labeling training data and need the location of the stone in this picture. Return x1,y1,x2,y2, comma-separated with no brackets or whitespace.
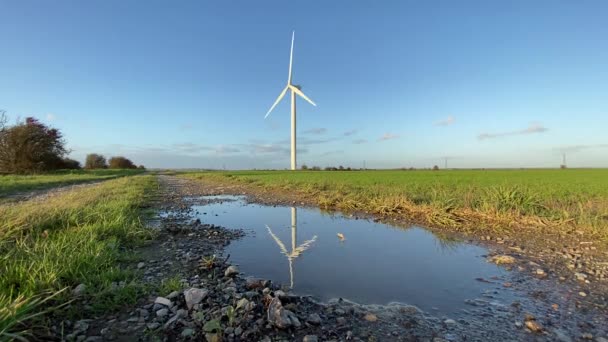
364,313,378,322
167,290,180,299
72,284,86,297
335,308,346,315
579,291,587,297
181,328,195,338
303,335,319,342
156,308,169,317
595,337,608,342
224,265,239,277
306,313,322,325
489,255,516,265
137,262,145,269
267,297,300,329
236,298,249,311
184,288,208,310
205,333,221,342
337,317,347,325
245,277,267,289
581,333,593,340
444,319,456,325
73,320,89,334
234,327,243,336
84,337,102,342
575,272,588,282
525,320,543,333
146,322,160,330
274,290,287,299
154,296,172,307
535,269,546,276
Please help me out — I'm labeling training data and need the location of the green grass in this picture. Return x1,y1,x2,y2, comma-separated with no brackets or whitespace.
0,175,157,340
0,169,145,198
182,169,608,240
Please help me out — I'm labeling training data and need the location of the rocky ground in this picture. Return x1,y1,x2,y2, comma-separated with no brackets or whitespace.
58,175,608,342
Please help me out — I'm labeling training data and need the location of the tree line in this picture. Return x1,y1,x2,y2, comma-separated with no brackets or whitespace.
0,110,143,174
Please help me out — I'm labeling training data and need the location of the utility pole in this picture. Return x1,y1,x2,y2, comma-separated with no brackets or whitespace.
444,157,448,170
363,160,366,170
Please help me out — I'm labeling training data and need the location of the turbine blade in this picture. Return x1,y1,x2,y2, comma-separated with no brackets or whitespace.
264,86,289,119
288,31,294,84
289,85,316,106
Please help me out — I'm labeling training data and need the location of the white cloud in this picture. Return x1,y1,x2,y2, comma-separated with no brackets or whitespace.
46,113,57,122
379,133,399,141
434,116,454,126
478,123,548,140
344,129,358,136
302,127,327,135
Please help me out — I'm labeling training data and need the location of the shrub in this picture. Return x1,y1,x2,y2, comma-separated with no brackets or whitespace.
0,114,68,173
59,158,81,170
85,154,107,169
108,156,137,169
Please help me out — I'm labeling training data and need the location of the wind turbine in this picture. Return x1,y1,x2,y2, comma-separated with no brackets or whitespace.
264,31,317,170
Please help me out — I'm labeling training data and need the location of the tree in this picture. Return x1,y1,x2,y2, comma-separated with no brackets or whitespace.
432,165,439,171
85,154,107,169
137,165,145,170
108,156,137,169
301,164,308,170
0,115,68,173
60,158,81,169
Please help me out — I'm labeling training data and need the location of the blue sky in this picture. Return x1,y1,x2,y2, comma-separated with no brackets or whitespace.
1,1,607,169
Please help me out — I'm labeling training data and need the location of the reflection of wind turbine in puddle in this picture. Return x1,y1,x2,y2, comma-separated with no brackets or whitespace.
266,207,317,288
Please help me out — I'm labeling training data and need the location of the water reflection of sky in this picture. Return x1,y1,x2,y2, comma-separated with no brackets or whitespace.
193,196,512,315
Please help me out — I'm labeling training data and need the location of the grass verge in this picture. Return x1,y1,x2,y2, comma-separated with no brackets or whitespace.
0,169,146,198
181,170,608,242
0,175,157,340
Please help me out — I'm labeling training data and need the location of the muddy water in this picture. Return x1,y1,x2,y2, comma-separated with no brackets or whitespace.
192,195,515,315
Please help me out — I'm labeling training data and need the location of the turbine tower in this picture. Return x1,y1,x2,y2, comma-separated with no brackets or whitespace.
265,31,317,170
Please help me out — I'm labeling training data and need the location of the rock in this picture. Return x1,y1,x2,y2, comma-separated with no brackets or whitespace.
595,337,608,342
164,309,187,329
581,333,593,340
154,296,172,307
225,265,239,277
84,337,102,342
205,333,221,342
156,308,169,318
444,319,456,325
525,320,543,333
146,322,161,330
72,284,86,297
489,255,516,265
337,317,347,325
181,328,195,338
575,272,588,282
307,313,322,325
137,262,145,269
234,327,243,336
73,320,89,334
274,290,287,299
236,298,249,311
535,269,546,276
245,277,267,289
167,290,180,299
579,291,587,297
364,313,378,322
267,297,300,329
303,335,319,342
184,288,208,310
335,308,346,315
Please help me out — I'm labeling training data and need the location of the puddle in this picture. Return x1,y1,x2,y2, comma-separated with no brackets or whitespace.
192,196,514,315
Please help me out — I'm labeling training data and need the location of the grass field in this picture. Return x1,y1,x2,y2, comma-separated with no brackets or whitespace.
0,175,156,340
183,169,608,240
0,169,145,198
